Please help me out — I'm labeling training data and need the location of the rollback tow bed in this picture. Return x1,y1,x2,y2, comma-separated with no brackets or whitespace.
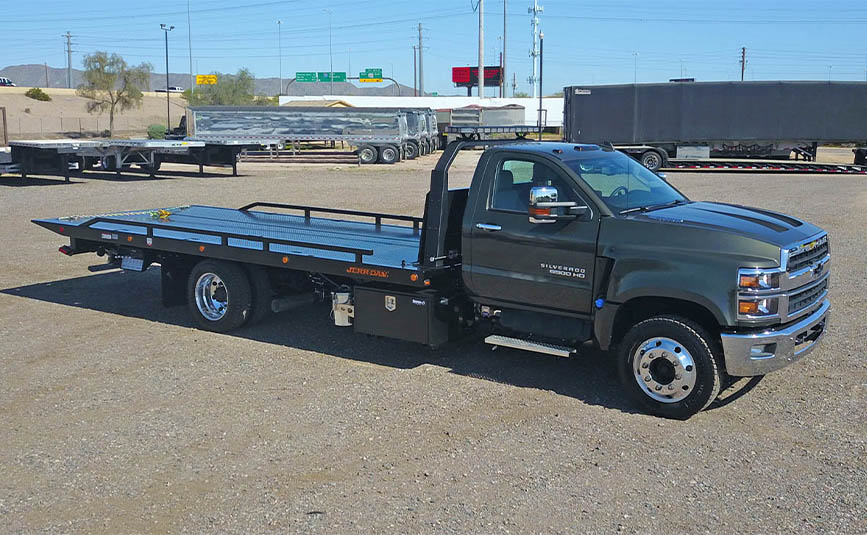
32,202,446,288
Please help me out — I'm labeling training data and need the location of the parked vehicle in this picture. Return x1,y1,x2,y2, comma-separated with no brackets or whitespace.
183,106,411,164
0,77,16,87
563,81,867,169
35,140,830,418
155,86,184,93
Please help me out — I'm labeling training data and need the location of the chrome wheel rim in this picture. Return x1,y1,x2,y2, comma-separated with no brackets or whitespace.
632,337,696,403
383,148,396,161
360,148,375,162
195,272,228,321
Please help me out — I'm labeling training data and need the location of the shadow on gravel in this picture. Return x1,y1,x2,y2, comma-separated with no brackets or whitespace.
0,176,84,187
1,269,636,414
0,169,236,186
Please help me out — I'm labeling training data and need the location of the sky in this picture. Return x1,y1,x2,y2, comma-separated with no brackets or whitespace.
2,0,867,95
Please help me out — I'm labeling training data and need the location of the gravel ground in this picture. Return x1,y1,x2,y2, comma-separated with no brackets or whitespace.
0,153,865,533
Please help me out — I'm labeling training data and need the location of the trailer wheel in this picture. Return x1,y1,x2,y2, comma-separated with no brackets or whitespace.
187,260,252,332
855,148,867,166
405,141,419,159
357,145,378,165
617,315,723,419
378,145,399,164
640,150,663,172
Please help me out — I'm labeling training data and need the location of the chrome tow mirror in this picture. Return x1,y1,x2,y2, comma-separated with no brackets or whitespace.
529,186,589,224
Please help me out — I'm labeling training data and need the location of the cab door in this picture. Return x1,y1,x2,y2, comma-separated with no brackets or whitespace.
468,153,600,315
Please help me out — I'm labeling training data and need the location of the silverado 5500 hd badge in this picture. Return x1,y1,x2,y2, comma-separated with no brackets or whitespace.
541,263,586,279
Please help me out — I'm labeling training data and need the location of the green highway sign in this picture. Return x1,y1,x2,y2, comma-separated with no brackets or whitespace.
361,68,382,78
296,72,316,82
317,71,346,82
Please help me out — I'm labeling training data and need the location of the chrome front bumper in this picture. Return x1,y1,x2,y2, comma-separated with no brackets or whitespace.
720,299,830,376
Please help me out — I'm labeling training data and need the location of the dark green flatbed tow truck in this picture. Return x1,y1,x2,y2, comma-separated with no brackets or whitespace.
35,140,830,418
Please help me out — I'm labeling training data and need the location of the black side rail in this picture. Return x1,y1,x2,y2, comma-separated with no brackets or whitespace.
79,216,374,263
238,202,423,232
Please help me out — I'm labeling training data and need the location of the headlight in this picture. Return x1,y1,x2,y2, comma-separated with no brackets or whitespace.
738,297,779,316
738,270,779,290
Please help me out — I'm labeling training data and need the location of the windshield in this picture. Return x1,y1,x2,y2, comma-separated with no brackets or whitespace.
564,151,687,213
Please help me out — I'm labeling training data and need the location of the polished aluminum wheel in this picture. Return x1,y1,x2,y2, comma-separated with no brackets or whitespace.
195,272,228,321
632,337,697,403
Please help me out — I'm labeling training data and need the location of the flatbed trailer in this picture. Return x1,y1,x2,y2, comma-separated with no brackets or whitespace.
6,138,245,182
663,158,867,174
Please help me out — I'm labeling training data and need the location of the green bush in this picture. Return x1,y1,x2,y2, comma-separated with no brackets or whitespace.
147,124,167,139
25,87,52,101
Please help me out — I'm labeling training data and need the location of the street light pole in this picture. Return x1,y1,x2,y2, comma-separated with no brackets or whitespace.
160,23,174,129
277,20,282,96
324,9,333,95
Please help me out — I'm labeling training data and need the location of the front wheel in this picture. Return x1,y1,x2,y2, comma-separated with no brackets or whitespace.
617,315,723,419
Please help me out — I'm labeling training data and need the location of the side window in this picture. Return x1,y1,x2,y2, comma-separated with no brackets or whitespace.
491,158,580,212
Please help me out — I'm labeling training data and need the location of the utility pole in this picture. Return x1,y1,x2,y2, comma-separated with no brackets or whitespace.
740,47,746,81
512,72,516,97
502,0,507,99
528,0,542,98
64,31,73,88
499,52,503,97
187,0,193,93
538,31,543,140
633,52,638,83
160,24,174,128
412,45,418,97
277,20,282,96
418,23,424,96
44,63,49,87
478,1,484,98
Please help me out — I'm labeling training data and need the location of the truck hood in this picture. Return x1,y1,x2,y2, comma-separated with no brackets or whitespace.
631,201,824,248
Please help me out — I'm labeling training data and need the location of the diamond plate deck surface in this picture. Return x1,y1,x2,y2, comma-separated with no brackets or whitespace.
37,205,422,269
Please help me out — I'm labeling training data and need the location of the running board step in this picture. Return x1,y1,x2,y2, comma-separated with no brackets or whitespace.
485,335,575,357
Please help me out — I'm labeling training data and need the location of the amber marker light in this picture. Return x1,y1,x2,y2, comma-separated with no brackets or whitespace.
282,256,289,264
198,245,205,252
410,273,418,281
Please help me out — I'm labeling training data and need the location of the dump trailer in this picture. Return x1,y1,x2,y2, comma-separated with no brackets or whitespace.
436,105,527,145
185,106,410,164
563,81,867,170
36,139,830,419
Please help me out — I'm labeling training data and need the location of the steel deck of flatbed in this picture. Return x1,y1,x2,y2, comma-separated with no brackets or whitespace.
34,204,434,286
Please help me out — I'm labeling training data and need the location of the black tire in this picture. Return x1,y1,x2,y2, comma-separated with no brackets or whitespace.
420,140,429,156
617,315,723,419
855,149,867,166
405,141,419,159
378,145,399,164
357,145,378,165
640,150,663,172
187,260,253,332
245,264,274,326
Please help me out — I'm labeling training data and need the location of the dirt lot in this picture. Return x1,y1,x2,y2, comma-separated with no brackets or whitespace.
1,153,865,533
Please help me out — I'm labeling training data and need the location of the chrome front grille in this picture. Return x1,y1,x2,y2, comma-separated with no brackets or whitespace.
788,277,828,315
787,235,829,272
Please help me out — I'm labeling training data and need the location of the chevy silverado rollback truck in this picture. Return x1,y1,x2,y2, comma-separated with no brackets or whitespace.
34,140,830,418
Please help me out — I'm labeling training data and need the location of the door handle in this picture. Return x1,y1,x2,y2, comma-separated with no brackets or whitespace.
475,223,502,232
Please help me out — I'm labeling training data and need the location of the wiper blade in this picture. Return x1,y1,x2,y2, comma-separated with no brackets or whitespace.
620,199,688,215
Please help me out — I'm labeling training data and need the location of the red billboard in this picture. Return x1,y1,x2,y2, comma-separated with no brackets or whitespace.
452,66,503,87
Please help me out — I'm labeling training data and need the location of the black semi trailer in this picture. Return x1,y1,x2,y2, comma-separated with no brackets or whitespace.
35,140,831,418
563,81,867,169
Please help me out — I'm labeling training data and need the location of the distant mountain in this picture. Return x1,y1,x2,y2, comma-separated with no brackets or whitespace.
0,64,422,97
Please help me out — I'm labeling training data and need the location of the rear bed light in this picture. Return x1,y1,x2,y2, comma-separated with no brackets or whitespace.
58,245,74,256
